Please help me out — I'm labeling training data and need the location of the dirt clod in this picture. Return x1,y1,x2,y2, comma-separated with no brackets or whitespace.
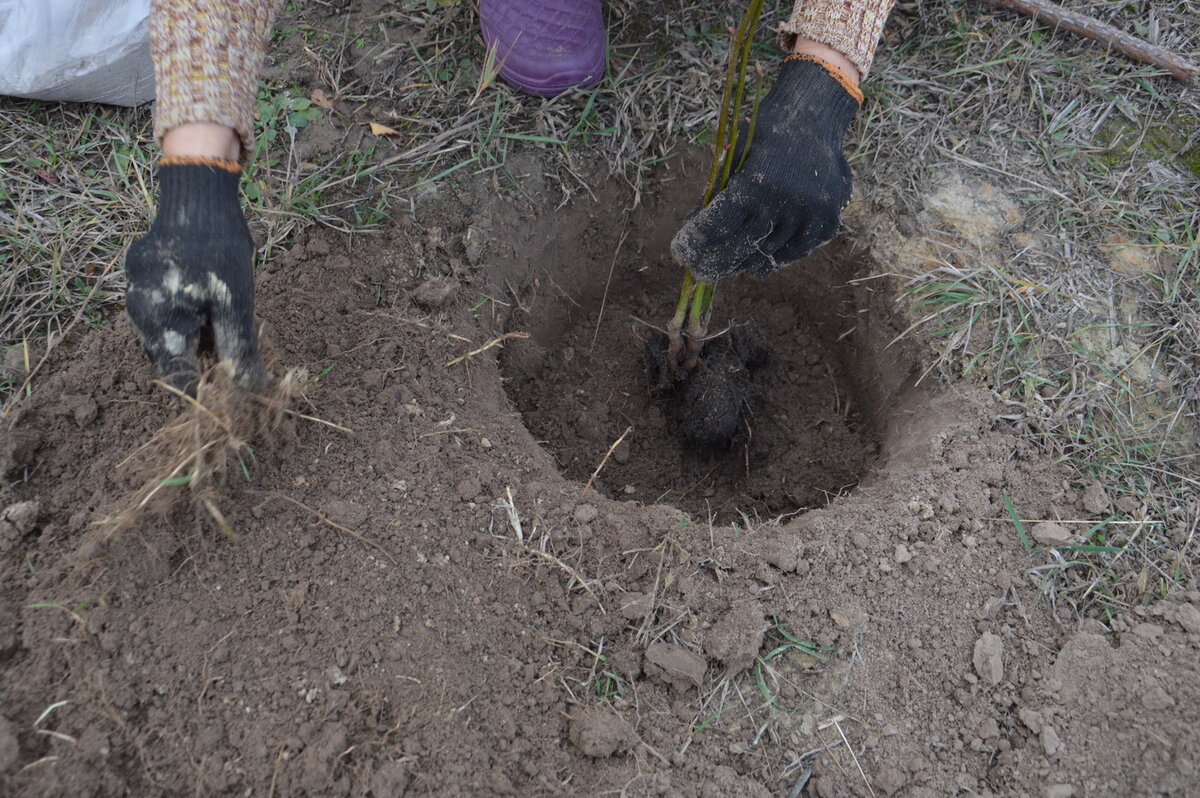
1081,480,1111,515
569,707,635,758
1031,521,1073,546
645,642,707,689
973,632,1004,685
704,604,767,675
412,276,460,309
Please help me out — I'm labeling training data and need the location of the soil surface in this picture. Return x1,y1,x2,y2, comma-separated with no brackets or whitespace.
3,154,1200,797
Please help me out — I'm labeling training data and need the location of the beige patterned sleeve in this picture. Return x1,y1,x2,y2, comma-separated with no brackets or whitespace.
779,0,896,78
150,0,280,162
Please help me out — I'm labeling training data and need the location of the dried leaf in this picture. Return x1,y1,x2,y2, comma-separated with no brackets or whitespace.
310,88,333,109
368,122,401,137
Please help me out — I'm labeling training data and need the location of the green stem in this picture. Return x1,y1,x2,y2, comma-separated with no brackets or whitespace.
671,270,696,332
702,2,757,207
737,64,765,173
718,0,763,194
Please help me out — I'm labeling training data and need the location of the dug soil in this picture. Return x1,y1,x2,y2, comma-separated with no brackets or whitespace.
3,154,1199,797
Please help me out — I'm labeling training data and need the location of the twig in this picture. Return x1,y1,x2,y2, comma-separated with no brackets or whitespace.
526,546,606,614
982,0,1199,81
580,426,632,498
266,492,397,564
820,715,875,798
278,407,353,433
444,331,529,367
590,226,630,352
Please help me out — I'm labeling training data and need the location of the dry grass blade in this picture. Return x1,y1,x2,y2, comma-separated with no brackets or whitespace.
580,426,632,498
99,366,296,537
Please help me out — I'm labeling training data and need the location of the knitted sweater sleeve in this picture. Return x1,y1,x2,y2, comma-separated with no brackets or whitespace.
150,0,280,161
779,0,896,78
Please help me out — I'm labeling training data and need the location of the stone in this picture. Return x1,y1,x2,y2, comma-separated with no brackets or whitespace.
1081,480,1111,515
1174,603,1200,634
645,643,707,689
1031,522,1072,547
1041,725,1061,756
411,276,460,309
973,632,1004,685
573,504,598,524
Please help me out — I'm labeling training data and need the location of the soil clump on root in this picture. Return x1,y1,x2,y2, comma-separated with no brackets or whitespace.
643,326,770,449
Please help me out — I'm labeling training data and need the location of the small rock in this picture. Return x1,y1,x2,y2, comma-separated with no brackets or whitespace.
977,717,1000,739
1044,785,1075,798
1018,707,1043,733
412,276,460,309
1132,622,1163,639
703,604,767,675
645,642,707,689
1174,603,1200,634
573,504,598,524
1081,480,1111,515
973,632,1004,685
1041,725,1062,756
68,395,99,428
1115,496,1140,514
372,761,411,796
894,544,912,564
1,500,39,534
1031,522,1072,547
568,707,634,758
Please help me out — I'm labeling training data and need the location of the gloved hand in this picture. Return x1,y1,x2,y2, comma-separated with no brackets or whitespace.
671,55,862,281
124,158,267,394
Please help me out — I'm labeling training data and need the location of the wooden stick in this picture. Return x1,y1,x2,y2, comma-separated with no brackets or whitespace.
982,0,1198,82
444,331,529,367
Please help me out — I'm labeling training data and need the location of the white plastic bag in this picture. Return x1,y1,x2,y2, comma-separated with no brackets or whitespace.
0,0,154,107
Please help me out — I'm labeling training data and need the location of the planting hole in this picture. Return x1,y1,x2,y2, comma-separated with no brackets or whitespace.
496,163,917,523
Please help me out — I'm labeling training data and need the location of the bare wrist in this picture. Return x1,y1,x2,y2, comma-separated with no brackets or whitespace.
791,37,860,86
161,123,241,162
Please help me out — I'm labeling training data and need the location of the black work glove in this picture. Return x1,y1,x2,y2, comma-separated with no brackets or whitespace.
671,56,861,281
125,158,266,394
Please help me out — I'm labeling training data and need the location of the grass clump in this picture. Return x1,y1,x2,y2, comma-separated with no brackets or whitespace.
101,366,297,538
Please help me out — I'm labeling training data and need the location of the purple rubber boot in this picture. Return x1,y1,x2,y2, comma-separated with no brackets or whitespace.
479,0,606,98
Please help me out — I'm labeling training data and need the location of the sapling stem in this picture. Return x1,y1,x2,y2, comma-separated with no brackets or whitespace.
668,0,765,374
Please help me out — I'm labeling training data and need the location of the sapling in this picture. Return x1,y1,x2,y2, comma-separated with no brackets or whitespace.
665,0,765,373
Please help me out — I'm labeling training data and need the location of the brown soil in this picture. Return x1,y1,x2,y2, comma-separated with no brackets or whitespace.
3,154,1199,798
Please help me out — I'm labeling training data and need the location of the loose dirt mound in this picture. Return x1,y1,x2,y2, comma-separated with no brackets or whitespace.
2,157,1198,797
